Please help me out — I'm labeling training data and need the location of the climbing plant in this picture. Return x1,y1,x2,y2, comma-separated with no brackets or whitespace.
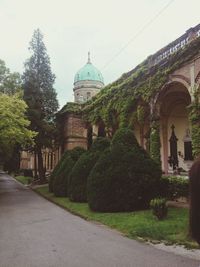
150,120,161,165
57,36,200,161
189,84,200,158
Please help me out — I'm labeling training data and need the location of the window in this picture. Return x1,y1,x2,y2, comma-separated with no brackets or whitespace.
184,141,193,160
183,129,193,161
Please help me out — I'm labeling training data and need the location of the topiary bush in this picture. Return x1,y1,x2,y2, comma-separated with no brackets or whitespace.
159,175,189,200
49,151,69,192
23,169,33,178
53,147,85,197
87,128,161,212
68,137,110,202
111,127,139,148
150,198,168,220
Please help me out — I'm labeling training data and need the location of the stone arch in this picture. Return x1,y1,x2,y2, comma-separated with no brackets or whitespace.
155,81,192,173
169,75,190,89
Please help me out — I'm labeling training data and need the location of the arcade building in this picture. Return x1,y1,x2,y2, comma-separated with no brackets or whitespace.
21,23,200,175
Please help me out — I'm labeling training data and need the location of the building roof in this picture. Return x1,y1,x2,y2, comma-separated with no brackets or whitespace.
74,53,104,84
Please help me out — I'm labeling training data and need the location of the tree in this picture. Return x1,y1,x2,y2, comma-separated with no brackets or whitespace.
0,93,36,164
23,29,59,182
0,59,22,95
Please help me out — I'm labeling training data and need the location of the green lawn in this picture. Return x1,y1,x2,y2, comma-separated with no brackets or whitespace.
35,185,198,249
15,176,32,185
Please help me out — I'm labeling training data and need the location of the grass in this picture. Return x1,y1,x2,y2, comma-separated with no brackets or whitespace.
15,175,32,185
35,185,198,249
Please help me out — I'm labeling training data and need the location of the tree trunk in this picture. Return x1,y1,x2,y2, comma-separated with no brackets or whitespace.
37,146,45,183
34,150,38,179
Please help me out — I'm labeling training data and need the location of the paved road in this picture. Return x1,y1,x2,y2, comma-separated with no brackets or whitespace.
0,173,199,267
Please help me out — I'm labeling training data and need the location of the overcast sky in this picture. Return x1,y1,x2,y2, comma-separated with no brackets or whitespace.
0,0,200,107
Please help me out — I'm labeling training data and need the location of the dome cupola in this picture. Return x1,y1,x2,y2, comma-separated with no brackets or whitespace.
73,53,104,103
74,52,104,84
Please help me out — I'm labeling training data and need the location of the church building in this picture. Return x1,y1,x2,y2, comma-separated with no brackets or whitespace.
58,23,200,174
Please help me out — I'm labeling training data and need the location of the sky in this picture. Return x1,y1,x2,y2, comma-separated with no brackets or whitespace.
0,0,200,108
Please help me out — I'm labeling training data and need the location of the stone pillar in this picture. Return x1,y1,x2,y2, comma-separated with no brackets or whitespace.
189,63,196,101
149,100,161,166
92,124,99,140
161,116,168,173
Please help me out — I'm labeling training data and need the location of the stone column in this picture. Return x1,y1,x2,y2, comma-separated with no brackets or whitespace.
92,124,99,140
161,116,168,173
149,100,161,166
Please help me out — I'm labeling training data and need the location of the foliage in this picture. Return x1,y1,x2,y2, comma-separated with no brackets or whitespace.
68,137,110,202
136,105,145,125
150,198,168,220
0,93,36,162
188,86,200,158
23,169,33,178
0,59,22,95
111,127,139,148
53,147,85,197
75,37,200,129
87,128,161,212
58,102,82,115
3,144,20,173
23,29,59,182
36,186,197,249
49,151,69,192
159,176,189,200
150,121,161,165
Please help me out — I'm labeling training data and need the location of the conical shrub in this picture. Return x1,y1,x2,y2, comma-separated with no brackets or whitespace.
53,147,85,197
87,128,161,212
68,137,110,202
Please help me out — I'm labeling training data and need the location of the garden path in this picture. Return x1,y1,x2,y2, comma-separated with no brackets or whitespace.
0,173,199,267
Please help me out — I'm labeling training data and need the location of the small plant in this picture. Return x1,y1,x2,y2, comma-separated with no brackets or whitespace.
150,198,168,220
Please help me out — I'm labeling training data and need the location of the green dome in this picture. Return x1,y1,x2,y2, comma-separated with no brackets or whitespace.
74,55,104,84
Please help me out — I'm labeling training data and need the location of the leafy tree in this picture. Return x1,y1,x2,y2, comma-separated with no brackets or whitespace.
0,93,36,165
0,59,22,95
23,29,59,182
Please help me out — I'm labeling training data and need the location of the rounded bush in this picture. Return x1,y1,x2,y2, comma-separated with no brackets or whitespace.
68,137,110,202
49,151,69,192
111,127,139,148
90,137,110,152
24,169,33,178
87,129,161,212
53,147,85,197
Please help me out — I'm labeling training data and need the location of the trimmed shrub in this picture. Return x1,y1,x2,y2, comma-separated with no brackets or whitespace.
49,151,69,192
159,176,189,200
111,127,139,148
24,169,33,178
68,137,110,202
53,147,85,197
87,128,161,212
150,198,168,220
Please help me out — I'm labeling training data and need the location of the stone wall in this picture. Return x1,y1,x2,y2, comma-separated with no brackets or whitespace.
63,113,88,150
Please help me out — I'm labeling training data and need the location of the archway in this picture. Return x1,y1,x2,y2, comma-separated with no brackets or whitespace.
158,81,192,173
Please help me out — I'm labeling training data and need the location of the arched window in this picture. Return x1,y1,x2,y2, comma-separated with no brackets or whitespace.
183,129,193,161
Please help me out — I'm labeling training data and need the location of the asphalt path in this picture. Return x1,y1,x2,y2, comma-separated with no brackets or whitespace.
0,173,199,267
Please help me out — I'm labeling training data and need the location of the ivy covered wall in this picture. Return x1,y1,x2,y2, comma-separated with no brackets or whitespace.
58,36,200,162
